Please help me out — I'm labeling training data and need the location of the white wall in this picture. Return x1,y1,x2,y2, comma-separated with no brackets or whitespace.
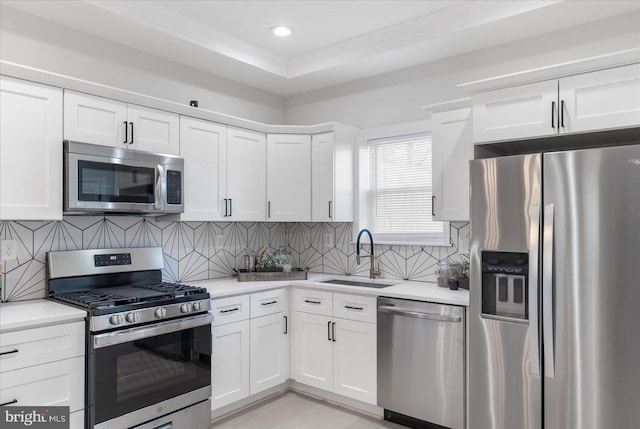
284,13,640,129
0,6,286,124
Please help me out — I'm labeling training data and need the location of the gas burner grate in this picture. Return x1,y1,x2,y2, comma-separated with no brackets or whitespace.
137,282,207,297
55,290,137,309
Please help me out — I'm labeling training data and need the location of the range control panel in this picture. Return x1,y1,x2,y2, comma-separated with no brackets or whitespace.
94,253,132,267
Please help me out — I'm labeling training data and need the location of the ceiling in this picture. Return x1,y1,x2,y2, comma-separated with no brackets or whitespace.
2,0,639,96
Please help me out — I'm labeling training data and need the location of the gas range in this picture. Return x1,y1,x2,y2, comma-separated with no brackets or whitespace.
46,247,213,429
47,247,210,333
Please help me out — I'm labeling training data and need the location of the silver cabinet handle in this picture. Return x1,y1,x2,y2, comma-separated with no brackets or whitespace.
154,165,165,210
528,204,541,376
543,204,555,378
378,306,461,322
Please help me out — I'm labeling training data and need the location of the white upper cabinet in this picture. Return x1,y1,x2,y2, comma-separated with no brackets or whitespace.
180,117,227,221
127,104,180,155
311,128,356,222
472,80,558,143
267,134,311,222
472,64,640,143
558,64,640,134
431,107,473,221
64,91,179,155
0,77,63,220
226,127,267,221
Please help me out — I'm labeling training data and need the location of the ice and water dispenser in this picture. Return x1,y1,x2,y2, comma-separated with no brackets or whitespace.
481,251,528,320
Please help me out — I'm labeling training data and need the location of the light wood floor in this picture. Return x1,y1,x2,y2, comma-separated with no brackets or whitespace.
212,392,407,429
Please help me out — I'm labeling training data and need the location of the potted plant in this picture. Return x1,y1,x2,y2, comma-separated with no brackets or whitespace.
450,260,470,290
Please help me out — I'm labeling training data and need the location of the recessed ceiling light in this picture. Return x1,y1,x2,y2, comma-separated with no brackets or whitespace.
270,25,293,37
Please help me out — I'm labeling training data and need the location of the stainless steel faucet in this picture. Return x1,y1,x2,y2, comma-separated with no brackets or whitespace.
356,228,381,279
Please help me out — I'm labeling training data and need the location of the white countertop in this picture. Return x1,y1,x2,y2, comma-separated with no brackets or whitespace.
0,299,87,333
191,273,469,307
0,274,467,332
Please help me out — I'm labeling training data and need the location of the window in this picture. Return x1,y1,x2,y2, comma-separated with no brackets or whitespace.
358,123,448,245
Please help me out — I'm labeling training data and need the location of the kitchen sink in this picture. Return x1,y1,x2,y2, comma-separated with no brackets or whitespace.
320,279,397,289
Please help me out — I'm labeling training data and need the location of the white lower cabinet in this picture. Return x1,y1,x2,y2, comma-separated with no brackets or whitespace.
212,289,290,410
250,312,290,395
211,319,251,410
292,289,377,405
0,321,85,421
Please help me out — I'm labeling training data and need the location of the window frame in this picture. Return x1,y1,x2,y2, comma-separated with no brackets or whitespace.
355,120,450,247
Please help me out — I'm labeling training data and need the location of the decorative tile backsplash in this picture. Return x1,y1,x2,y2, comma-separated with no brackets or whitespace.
0,217,468,302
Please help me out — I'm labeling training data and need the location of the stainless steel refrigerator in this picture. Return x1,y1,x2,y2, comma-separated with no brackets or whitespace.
469,144,640,429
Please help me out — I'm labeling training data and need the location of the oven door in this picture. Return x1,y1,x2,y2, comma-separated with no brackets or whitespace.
89,314,212,429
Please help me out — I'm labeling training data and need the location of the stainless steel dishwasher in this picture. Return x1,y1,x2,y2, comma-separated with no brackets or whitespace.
378,297,465,429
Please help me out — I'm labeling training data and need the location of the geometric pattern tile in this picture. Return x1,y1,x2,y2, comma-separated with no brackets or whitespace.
1,216,470,302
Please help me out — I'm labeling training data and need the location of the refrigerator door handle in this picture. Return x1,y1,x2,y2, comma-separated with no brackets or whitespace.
543,204,555,379
528,204,541,376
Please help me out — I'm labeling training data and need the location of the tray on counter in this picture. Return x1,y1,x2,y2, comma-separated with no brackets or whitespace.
235,268,308,282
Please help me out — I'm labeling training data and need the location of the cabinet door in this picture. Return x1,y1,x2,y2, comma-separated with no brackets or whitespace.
1,77,63,220
311,132,335,222
266,134,311,221
431,108,473,221
226,127,267,221
332,318,377,404
211,320,250,410
180,117,227,221
127,104,180,155
472,80,558,143
0,356,84,412
63,90,127,148
291,312,333,392
250,312,290,395
559,64,640,134
0,321,85,372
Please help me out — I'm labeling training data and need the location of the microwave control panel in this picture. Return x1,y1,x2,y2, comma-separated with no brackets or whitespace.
166,170,182,205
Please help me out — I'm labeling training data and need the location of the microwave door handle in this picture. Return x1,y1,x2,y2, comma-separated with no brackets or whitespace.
154,165,165,210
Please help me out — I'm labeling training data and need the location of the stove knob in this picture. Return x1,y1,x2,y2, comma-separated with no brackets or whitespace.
109,314,123,325
125,312,139,323
155,307,167,318
192,301,202,312
180,303,191,313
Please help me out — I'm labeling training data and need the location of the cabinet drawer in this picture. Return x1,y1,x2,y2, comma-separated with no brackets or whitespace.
212,295,250,326
0,356,84,412
293,288,332,316
251,288,287,318
332,293,377,323
0,322,85,373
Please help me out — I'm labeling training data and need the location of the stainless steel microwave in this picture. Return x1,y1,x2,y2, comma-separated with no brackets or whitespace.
64,141,184,215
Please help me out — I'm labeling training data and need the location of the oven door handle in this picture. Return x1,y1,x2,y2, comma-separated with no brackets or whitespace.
93,313,213,349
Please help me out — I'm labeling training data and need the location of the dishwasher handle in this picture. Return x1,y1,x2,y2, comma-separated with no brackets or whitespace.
378,305,461,322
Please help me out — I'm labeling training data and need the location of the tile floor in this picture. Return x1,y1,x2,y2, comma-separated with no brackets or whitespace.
212,392,406,429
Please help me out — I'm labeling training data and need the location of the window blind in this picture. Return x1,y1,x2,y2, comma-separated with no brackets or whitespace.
359,132,446,243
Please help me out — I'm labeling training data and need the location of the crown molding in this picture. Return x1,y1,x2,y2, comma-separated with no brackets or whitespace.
458,48,640,94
